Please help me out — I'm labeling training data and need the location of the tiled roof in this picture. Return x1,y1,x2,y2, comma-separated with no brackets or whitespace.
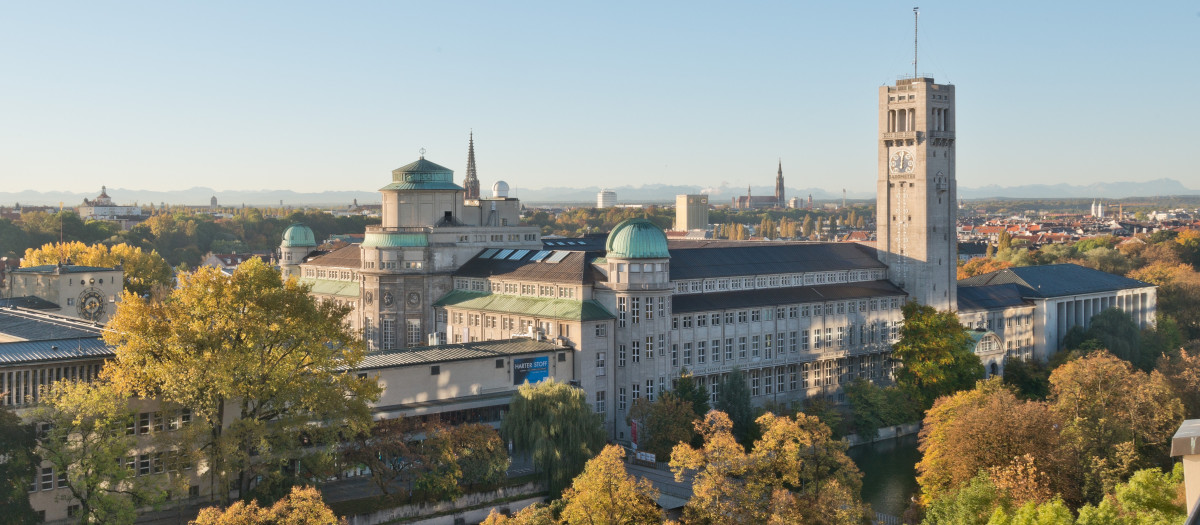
957,284,1034,311
303,244,361,268
0,296,61,310
13,264,118,274
672,280,906,314
454,249,601,284
957,264,1153,298
0,337,112,366
0,308,103,341
433,290,615,322
358,338,568,370
667,243,886,280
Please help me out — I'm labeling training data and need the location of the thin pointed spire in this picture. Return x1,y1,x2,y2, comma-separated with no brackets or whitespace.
464,131,480,200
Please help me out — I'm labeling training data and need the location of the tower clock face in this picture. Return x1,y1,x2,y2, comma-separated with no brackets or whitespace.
78,288,106,322
890,150,914,173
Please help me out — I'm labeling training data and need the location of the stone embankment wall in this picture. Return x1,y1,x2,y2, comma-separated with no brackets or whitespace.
343,482,543,525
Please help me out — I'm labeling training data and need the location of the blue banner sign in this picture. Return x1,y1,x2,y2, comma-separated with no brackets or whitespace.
513,356,550,385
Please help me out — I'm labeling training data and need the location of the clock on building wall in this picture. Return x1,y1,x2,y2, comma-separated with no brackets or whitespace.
382,292,394,306
78,288,106,322
890,150,914,173
407,292,420,305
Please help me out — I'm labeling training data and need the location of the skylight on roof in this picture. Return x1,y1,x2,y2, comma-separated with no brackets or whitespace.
480,249,499,259
509,250,530,260
530,250,552,262
546,251,570,263
496,249,514,259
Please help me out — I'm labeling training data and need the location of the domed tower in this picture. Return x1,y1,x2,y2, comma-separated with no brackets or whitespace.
280,223,316,279
599,218,673,441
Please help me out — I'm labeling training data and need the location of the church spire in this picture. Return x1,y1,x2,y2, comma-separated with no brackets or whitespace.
463,131,480,200
775,159,785,204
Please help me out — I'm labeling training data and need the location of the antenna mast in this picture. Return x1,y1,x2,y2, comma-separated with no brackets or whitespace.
913,7,920,78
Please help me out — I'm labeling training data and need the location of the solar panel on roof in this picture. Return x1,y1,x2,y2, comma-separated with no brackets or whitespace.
530,250,551,262
509,250,530,260
545,251,570,263
496,249,514,259
480,249,499,259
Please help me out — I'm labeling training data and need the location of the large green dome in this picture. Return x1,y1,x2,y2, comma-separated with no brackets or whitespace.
281,223,316,248
605,218,670,259
380,157,464,191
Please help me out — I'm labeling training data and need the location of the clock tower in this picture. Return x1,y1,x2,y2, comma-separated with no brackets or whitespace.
876,77,957,311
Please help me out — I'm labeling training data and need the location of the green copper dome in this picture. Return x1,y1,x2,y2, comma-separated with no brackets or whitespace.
281,223,316,248
605,218,670,259
380,157,465,192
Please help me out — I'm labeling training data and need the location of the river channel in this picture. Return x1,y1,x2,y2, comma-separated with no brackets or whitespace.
847,432,922,517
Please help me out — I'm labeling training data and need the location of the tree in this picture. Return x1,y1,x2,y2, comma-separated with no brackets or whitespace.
1049,352,1183,502
627,392,697,459
672,370,710,418
1077,308,1142,367
501,379,605,495
102,258,380,501
999,358,1050,401
449,423,510,490
191,485,343,525
916,379,1072,506
843,378,921,440
0,406,38,525
669,411,866,525
1157,347,1200,418
997,231,1013,252
559,445,662,525
892,301,983,408
28,380,164,525
342,417,439,497
714,368,756,448
1129,261,1200,340
957,257,1013,280
22,241,174,295
481,504,556,525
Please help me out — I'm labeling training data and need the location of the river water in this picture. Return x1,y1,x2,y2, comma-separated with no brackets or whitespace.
847,432,922,517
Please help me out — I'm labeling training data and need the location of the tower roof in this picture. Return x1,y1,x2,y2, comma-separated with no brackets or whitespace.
380,156,464,192
605,218,670,259
281,223,316,248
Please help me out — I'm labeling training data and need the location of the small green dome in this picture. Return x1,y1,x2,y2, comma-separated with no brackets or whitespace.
281,223,316,248
605,218,670,259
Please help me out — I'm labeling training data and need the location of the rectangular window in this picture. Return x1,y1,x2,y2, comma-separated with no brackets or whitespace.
672,345,679,366
683,343,692,365
631,298,640,324
632,383,640,400
41,467,53,490
751,370,760,397
789,331,798,352
682,316,693,328
618,297,627,328
838,326,846,348
619,387,627,412
712,340,722,361
764,334,773,358
738,337,747,358
738,311,747,323
595,324,607,337
139,412,151,435
407,319,422,346
725,338,734,361
646,336,655,359
645,297,654,319
697,341,706,364
618,345,626,367
751,335,760,357
751,310,761,322
658,297,666,317
725,312,734,324
381,318,396,350
764,370,773,395
646,379,655,402
696,314,707,327
595,391,606,414
632,340,641,363
711,313,721,325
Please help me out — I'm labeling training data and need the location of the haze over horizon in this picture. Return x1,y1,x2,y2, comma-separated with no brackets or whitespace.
2,2,1198,195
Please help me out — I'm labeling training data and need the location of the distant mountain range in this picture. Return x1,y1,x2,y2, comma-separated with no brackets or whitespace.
1,178,1196,207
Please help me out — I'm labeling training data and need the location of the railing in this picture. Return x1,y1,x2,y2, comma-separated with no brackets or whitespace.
365,225,430,233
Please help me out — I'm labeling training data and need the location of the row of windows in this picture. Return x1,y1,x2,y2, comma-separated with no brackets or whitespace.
616,297,669,327
1,364,103,407
453,279,578,299
366,317,422,350
673,269,886,295
615,322,900,368
672,298,901,329
304,268,357,280
363,261,423,270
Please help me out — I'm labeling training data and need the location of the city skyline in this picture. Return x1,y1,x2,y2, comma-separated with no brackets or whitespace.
2,1,1198,195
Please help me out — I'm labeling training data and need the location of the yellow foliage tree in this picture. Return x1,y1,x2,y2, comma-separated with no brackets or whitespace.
22,241,173,295
191,486,343,525
559,445,662,525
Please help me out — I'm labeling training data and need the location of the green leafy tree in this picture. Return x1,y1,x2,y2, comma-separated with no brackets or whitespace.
627,392,697,459
342,417,438,497
29,380,164,525
0,406,39,525
501,379,605,495
714,368,756,448
103,257,380,501
892,301,983,408
559,445,663,525
672,370,710,418
0,218,30,259
997,231,1013,252
999,358,1051,401
844,378,921,440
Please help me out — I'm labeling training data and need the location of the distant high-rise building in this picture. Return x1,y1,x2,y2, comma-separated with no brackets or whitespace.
597,189,616,208
463,132,481,200
876,76,957,311
675,194,709,231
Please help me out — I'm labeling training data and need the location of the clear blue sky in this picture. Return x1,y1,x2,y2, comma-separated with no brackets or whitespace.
2,1,1198,195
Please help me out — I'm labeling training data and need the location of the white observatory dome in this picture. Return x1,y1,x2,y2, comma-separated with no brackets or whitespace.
492,181,510,198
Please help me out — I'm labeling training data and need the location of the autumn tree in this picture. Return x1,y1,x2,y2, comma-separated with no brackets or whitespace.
559,445,662,525
22,241,174,294
191,485,343,525
501,379,605,495
29,380,164,525
0,406,39,525
102,257,380,501
1157,347,1200,418
449,423,511,490
956,257,1013,280
916,379,1072,506
342,417,440,497
1049,351,1184,503
892,301,983,408
670,411,867,525
627,392,697,459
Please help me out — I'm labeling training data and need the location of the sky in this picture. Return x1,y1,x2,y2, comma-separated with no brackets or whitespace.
2,1,1199,196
